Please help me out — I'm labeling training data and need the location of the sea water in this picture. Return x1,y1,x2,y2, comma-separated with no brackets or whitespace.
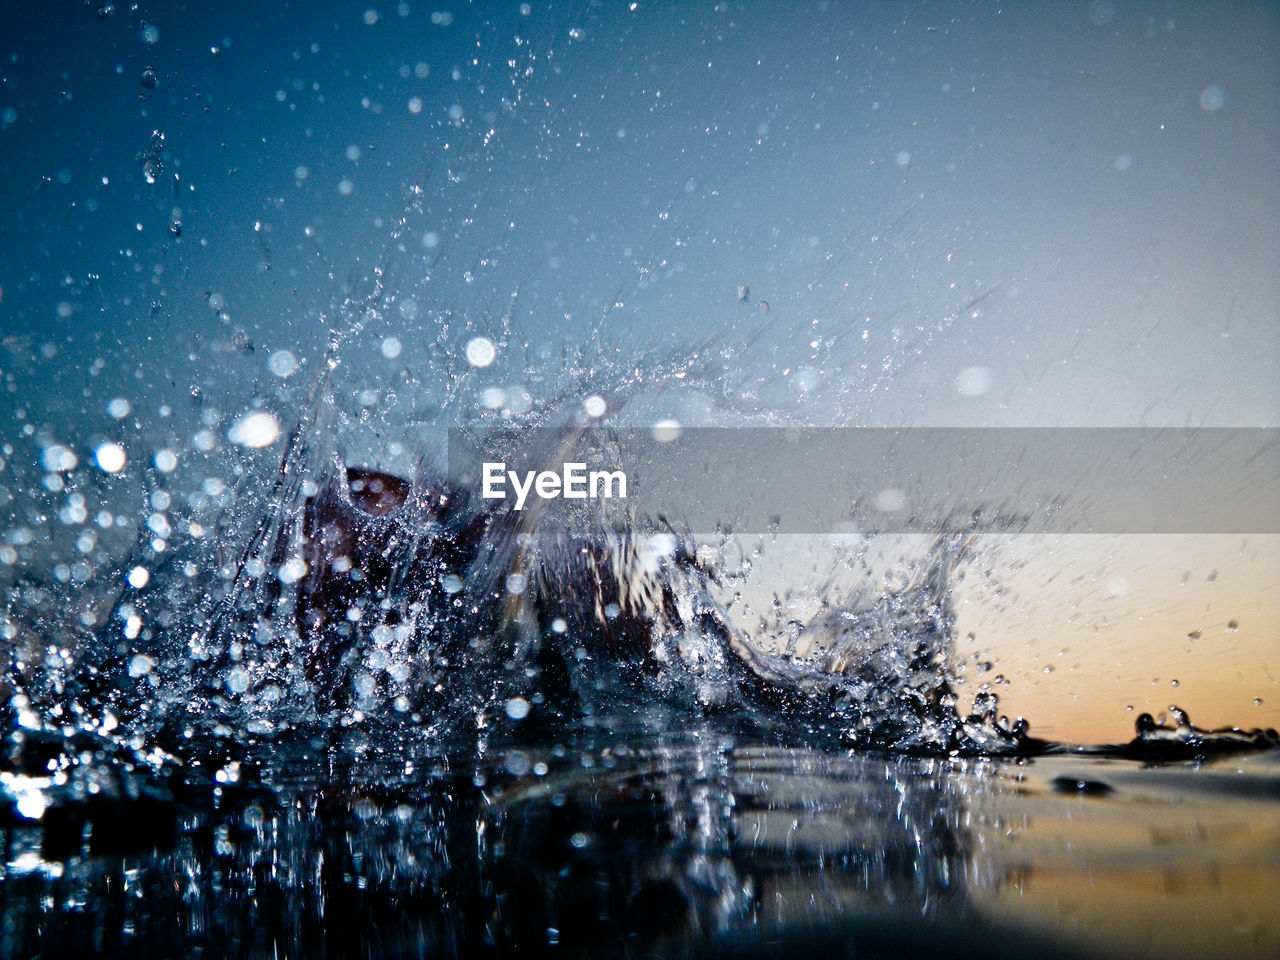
1,722,1276,958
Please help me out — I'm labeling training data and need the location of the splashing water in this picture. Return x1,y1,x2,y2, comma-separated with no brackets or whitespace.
7,259,1278,784
5,339,1038,768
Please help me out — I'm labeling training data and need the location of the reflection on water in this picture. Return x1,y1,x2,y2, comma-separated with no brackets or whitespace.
975,752,1280,960
0,730,994,957
2,726,1277,958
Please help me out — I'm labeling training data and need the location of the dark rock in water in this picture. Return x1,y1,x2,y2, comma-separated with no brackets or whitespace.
1051,775,1114,797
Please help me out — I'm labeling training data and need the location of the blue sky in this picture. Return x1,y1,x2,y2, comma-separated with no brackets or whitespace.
3,1,1274,442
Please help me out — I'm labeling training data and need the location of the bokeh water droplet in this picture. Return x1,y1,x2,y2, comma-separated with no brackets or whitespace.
268,350,299,378
94,442,127,474
227,411,281,448
465,337,496,368
1200,85,1226,112
41,445,78,472
651,419,681,443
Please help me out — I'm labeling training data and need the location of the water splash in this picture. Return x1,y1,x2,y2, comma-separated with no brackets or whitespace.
1112,705,1280,760
5,348,1034,769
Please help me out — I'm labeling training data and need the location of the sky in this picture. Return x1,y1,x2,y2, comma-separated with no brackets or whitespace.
1,0,1276,743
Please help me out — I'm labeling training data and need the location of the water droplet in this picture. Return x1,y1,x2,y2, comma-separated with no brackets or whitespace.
465,337,496,368
505,697,530,720
268,350,299,378
1200,85,1226,112
494,751,530,780
41,444,78,472
277,557,308,584
228,411,281,448
381,336,402,359
651,419,682,443
140,67,158,90
15,789,47,821
583,394,606,418
94,442,127,474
